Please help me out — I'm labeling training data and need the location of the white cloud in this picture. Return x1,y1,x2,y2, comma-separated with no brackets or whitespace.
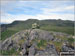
37,13,74,20
1,13,39,23
42,5,74,15
0,0,74,23
1,12,74,23
65,6,74,10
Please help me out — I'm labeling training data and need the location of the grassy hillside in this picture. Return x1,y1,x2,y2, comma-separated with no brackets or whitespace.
1,30,18,40
40,25,74,35
1,19,74,41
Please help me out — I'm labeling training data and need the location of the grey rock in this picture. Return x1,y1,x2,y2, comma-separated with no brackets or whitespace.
62,44,74,52
29,46,35,56
29,29,54,41
0,41,2,50
1,29,72,56
53,38,61,42
22,48,26,55
1,37,13,50
51,54,56,56
35,44,59,56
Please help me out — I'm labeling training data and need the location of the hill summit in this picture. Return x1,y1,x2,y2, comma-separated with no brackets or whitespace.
1,29,74,56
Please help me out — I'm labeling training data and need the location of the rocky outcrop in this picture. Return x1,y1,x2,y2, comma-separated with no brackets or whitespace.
1,29,73,56
35,44,58,56
29,29,54,41
62,44,74,52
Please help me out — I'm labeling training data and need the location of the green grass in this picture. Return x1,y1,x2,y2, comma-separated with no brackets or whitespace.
1,48,17,55
37,40,47,48
53,41,62,52
54,35,68,41
40,25,74,35
1,29,18,41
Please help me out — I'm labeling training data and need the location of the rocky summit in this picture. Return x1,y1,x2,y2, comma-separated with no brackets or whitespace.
1,29,74,56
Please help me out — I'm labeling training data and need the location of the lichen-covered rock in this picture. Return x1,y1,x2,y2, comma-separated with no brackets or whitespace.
62,45,74,52
35,44,58,56
29,29,54,41
1,37,13,50
29,46,35,56
1,29,73,56
22,48,26,55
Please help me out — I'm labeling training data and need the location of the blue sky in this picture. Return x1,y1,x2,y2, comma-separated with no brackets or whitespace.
1,0,75,23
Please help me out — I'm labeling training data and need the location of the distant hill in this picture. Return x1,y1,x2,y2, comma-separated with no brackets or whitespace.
1,19,74,41
1,19,74,29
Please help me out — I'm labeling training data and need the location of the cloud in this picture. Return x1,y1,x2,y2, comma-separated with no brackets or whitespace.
1,13,39,23
1,12,74,23
42,5,74,14
1,0,74,23
65,6,74,10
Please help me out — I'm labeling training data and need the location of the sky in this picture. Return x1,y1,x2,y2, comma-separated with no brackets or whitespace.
0,0,75,23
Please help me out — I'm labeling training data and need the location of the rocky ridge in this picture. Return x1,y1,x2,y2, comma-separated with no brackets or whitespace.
1,29,74,56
